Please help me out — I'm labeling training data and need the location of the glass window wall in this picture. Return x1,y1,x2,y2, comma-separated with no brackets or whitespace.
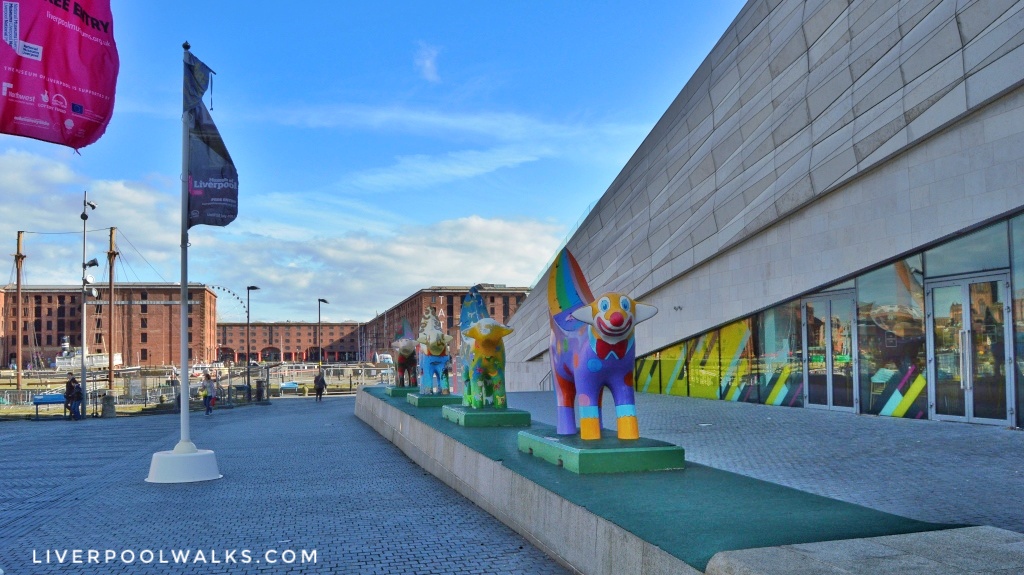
719,319,756,403
636,213,1020,427
856,258,927,417
924,223,1009,278
687,332,720,399
756,302,803,407
1011,214,1024,425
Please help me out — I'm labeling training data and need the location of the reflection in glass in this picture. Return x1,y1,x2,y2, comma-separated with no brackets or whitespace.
857,257,928,417
1012,214,1024,427
831,299,855,408
969,281,1007,420
755,302,803,407
924,222,1008,278
805,299,828,406
931,284,966,417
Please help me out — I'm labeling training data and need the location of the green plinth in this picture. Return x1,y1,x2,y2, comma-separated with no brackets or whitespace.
406,393,463,407
385,386,418,397
441,405,531,427
517,429,685,474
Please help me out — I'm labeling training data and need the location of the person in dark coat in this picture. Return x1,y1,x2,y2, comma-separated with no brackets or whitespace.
314,369,327,402
69,379,84,420
63,372,76,419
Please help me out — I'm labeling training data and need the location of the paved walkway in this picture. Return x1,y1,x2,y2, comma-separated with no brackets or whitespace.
508,391,1024,534
4,390,1022,575
0,397,570,575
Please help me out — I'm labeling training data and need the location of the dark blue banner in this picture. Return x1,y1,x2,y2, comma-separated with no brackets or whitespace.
184,52,237,228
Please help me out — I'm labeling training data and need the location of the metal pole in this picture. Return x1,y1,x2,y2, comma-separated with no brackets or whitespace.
246,285,259,400
107,227,117,389
246,290,251,392
318,298,328,367
175,61,194,451
80,191,96,419
15,231,24,389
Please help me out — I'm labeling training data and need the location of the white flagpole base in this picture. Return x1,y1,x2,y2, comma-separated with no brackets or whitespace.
146,449,222,483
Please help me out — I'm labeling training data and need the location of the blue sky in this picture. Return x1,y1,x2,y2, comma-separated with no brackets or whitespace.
1,1,744,323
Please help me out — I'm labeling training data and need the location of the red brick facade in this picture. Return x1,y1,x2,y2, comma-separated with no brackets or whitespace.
1,283,528,370
2,283,217,369
358,284,529,364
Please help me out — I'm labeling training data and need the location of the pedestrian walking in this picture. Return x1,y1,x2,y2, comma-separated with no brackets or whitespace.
314,369,327,402
63,372,76,419
69,379,84,420
202,371,217,415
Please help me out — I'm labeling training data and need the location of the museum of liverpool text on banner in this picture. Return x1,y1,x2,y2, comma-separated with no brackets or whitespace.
0,0,118,149
184,51,237,229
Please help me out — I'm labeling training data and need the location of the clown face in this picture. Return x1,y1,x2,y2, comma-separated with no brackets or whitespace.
571,293,657,343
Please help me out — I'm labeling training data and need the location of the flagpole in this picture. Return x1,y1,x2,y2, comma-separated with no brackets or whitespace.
146,41,221,483
175,41,194,454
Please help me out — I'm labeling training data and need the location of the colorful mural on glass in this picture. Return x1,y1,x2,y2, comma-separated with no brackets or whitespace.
548,249,658,440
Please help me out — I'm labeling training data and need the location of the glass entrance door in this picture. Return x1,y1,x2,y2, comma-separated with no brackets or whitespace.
802,294,857,412
926,273,1013,425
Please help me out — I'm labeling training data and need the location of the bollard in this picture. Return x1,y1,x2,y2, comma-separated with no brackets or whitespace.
101,394,116,418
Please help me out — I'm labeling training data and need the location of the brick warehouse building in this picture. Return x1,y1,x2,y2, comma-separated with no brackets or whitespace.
358,284,530,372
2,283,528,371
215,321,360,364
1,283,217,369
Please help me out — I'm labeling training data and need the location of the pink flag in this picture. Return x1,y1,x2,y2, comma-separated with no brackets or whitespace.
1,0,118,149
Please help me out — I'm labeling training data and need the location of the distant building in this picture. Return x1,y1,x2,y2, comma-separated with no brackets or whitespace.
216,321,360,364
1,283,529,371
1,283,217,369
358,284,530,365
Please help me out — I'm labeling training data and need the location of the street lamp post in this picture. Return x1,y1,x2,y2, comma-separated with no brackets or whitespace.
80,191,98,418
246,285,259,400
317,298,329,367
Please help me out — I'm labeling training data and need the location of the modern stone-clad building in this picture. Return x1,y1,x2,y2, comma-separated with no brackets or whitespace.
505,0,1024,428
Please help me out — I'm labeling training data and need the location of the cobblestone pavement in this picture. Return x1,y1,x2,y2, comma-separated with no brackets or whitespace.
508,390,1024,534
0,397,570,575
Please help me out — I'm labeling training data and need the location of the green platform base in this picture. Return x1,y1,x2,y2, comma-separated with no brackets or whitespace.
384,386,418,397
441,405,532,427
517,429,685,474
406,393,463,407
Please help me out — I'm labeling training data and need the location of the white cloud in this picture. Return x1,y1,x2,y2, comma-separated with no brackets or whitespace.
415,43,441,83
347,146,543,191
0,151,563,323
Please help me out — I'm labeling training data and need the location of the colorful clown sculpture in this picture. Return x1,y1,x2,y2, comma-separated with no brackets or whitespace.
548,249,658,440
417,307,452,395
390,338,418,388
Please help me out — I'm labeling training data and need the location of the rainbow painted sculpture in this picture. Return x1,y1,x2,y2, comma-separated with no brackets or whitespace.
417,307,452,395
458,286,489,406
548,248,658,440
463,317,513,409
390,338,418,388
